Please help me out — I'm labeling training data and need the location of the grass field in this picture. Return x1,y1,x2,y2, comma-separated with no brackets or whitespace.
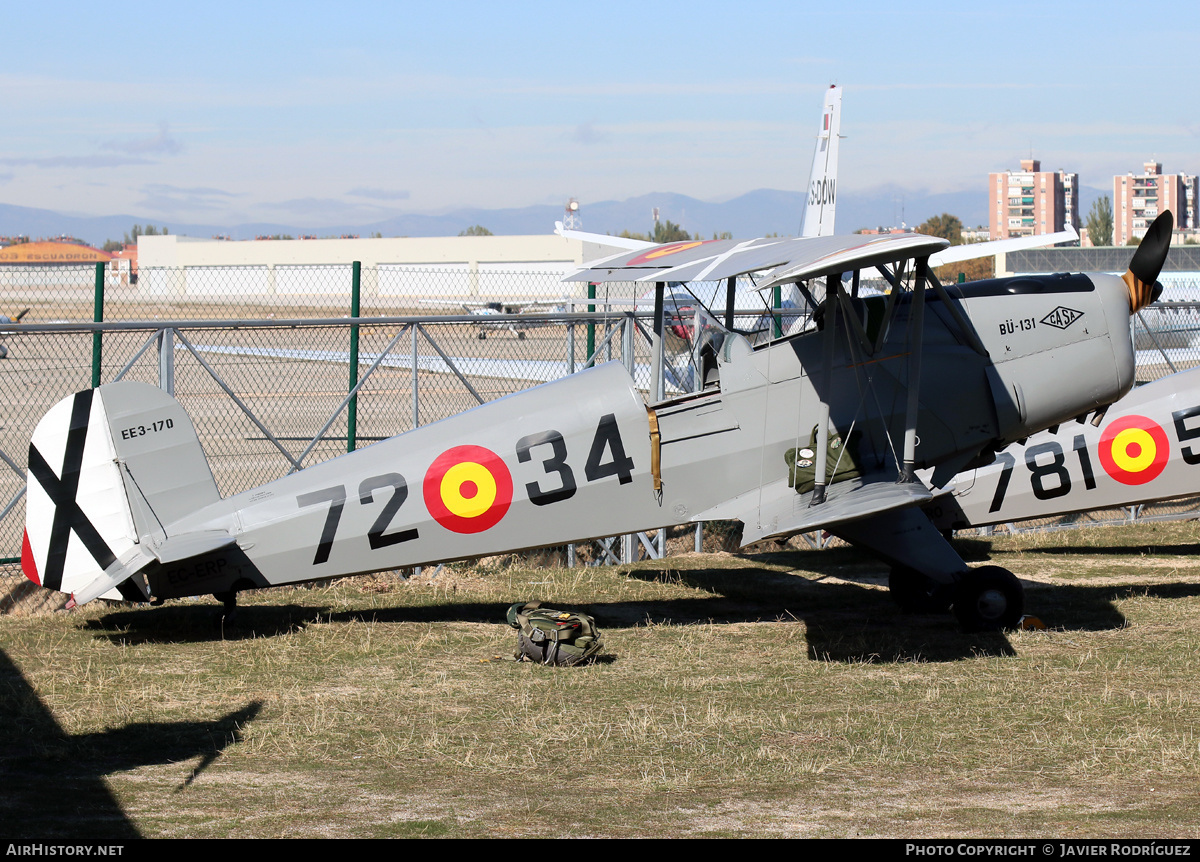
3,521,1200,838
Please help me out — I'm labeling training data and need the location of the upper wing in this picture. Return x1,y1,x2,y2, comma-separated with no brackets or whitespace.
554,221,656,251
928,227,1079,267
565,233,948,286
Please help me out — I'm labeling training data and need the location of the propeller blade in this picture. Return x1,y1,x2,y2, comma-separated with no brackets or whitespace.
1123,210,1173,313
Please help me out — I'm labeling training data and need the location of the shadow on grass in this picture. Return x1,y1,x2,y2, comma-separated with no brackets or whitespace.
88,602,329,645
90,600,521,645
1002,542,1200,557
78,546,1200,663
0,647,262,838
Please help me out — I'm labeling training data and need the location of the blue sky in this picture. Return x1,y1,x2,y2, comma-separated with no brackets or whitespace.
1,0,1196,228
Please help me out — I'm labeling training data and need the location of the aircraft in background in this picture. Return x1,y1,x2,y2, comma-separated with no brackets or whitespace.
20,212,1174,632
925,363,1200,540
553,85,847,391
555,84,844,253
417,299,571,339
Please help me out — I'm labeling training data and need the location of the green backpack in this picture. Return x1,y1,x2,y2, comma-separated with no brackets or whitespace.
506,602,604,666
785,425,863,495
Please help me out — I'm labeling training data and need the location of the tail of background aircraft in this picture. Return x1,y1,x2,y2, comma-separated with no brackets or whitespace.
557,84,843,248
799,85,841,238
22,382,229,605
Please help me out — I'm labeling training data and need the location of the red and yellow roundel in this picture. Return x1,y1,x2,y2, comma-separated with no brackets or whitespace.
1098,415,1169,485
423,445,513,533
626,240,716,266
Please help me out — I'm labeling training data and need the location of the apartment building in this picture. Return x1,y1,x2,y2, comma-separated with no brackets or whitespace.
1113,161,1199,244
989,159,1080,240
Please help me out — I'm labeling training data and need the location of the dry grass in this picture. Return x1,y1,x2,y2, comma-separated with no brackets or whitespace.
3,521,1200,838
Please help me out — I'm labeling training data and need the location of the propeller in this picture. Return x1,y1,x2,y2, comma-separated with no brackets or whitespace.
1123,210,1173,312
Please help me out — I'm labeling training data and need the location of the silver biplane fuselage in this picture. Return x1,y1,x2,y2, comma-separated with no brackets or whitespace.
23,219,1167,633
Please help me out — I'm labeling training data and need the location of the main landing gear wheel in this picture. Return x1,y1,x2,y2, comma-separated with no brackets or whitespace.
888,566,952,613
952,566,1024,632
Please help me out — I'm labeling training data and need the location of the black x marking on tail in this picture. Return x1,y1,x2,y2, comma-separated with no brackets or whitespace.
27,391,116,592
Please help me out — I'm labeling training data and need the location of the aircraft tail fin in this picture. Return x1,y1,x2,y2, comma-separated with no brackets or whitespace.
800,85,841,239
23,382,224,604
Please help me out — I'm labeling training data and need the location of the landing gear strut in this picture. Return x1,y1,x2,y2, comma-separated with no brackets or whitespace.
952,566,1023,632
213,590,238,627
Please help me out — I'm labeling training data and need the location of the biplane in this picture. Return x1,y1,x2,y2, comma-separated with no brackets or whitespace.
20,212,1173,631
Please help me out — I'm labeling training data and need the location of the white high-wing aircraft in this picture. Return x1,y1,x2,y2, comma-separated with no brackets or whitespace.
417,299,571,340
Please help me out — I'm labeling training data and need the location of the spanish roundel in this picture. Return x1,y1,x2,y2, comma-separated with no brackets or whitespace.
1098,415,1169,486
423,445,513,533
625,240,716,266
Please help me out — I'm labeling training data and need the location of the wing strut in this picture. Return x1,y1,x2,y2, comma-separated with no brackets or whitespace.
723,276,736,331
901,257,929,482
810,272,841,505
650,282,666,401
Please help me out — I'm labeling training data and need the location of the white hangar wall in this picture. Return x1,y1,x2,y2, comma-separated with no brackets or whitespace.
137,234,594,304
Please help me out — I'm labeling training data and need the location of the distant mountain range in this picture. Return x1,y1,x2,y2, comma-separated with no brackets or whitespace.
0,185,1108,248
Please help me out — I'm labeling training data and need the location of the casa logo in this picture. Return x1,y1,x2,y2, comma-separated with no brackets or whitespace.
1040,306,1083,330
1098,415,1169,485
423,445,513,533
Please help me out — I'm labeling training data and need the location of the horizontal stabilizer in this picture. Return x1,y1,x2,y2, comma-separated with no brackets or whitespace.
146,530,236,564
700,475,933,545
72,544,156,606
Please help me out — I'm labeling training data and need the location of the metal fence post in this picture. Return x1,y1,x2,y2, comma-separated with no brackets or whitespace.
158,328,175,395
348,261,361,453
411,323,420,430
772,284,783,339
567,316,575,375
91,262,104,388
587,282,596,366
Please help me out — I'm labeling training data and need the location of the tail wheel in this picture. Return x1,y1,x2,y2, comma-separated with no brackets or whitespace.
953,566,1024,632
888,565,951,613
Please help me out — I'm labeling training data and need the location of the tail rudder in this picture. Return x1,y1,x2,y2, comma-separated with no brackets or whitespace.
23,381,222,604
800,84,841,238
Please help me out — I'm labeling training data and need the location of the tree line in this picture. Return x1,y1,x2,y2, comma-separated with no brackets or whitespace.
102,224,168,252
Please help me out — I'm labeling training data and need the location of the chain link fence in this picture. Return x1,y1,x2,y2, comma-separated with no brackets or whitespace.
0,261,701,588
0,260,604,322
3,263,1200,594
